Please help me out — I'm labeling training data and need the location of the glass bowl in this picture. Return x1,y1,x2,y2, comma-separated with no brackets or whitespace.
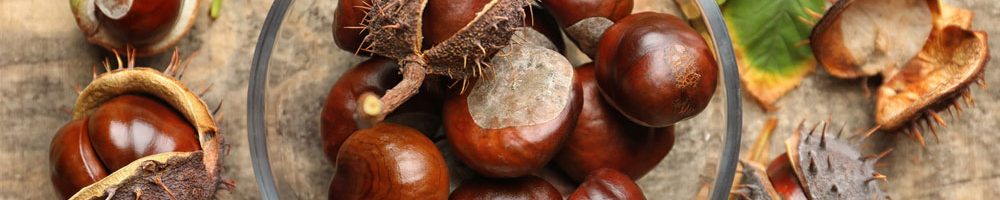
248,0,741,199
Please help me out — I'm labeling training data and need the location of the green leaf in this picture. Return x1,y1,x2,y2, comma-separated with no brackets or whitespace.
722,0,824,110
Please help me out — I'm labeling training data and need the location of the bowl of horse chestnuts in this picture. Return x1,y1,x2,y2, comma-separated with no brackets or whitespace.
248,0,742,199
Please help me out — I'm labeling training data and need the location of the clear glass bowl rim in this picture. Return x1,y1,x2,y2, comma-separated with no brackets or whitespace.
246,0,743,199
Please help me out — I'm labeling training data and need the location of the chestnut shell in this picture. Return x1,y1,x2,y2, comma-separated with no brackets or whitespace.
88,94,200,171
567,168,646,200
330,123,449,200
49,119,108,199
422,0,492,49
449,176,562,200
443,78,583,178
541,0,633,27
98,0,181,42
320,57,443,164
555,64,675,181
595,12,718,127
765,153,808,200
333,0,371,53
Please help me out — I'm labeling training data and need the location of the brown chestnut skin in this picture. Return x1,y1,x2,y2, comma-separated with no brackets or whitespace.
320,57,443,164
87,94,200,172
449,176,562,200
443,78,583,178
555,64,675,182
333,0,371,53
766,153,808,200
330,123,449,200
526,6,567,52
595,12,718,127
97,0,181,42
568,168,647,200
540,0,633,28
49,119,108,199
421,0,492,49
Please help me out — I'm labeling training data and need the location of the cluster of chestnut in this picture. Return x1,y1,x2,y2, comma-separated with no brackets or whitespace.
325,0,717,199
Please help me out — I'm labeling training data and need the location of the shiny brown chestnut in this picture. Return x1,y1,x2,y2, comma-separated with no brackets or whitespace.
595,12,718,127
443,45,581,178
49,119,108,199
567,168,647,200
449,176,562,200
329,123,449,200
320,57,443,164
555,64,675,182
71,0,198,56
766,153,808,200
540,0,632,56
97,0,180,42
540,0,632,28
88,94,201,171
49,55,224,199
422,0,492,48
333,0,371,53
524,7,566,52
49,94,201,198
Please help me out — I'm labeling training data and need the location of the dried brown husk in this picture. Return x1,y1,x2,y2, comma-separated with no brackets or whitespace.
811,0,934,79
812,0,990,133
357,0,530,119
70,0,199,56
69,63,223,199
874,2,989,132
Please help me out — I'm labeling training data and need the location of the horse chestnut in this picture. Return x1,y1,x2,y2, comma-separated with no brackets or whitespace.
541,0,633,28
87,95,201,171
71,0,199,56
333,0,370,53
766,153,808,200
450,176,562,200
422,0,492,48
567,168,647,200
97,0,180,42
49,53,225,199
595,12,718,127
555,64,675,181
320,57,443,164
49,119,108,198
443,45,581,178
541,0,632,56
329,123,449,200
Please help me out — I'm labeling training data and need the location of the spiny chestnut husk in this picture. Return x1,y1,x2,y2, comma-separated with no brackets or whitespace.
595,12,718,128
352,0,530,121
329,123,449,200
443,44,582,178
320,57,443,164
554,63,675,182
449,176,562,200
812,0,990,136
49,52,225,199
734,122,891,200
874,2,989,137
71,0,199,56
541,0,632,57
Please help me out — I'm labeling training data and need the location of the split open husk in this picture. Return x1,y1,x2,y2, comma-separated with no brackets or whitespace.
68,66,223,199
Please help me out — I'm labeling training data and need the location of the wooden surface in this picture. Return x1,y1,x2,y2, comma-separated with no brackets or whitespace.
0,0,997,199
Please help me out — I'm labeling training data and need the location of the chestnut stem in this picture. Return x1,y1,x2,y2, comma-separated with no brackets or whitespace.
364,61,426,122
